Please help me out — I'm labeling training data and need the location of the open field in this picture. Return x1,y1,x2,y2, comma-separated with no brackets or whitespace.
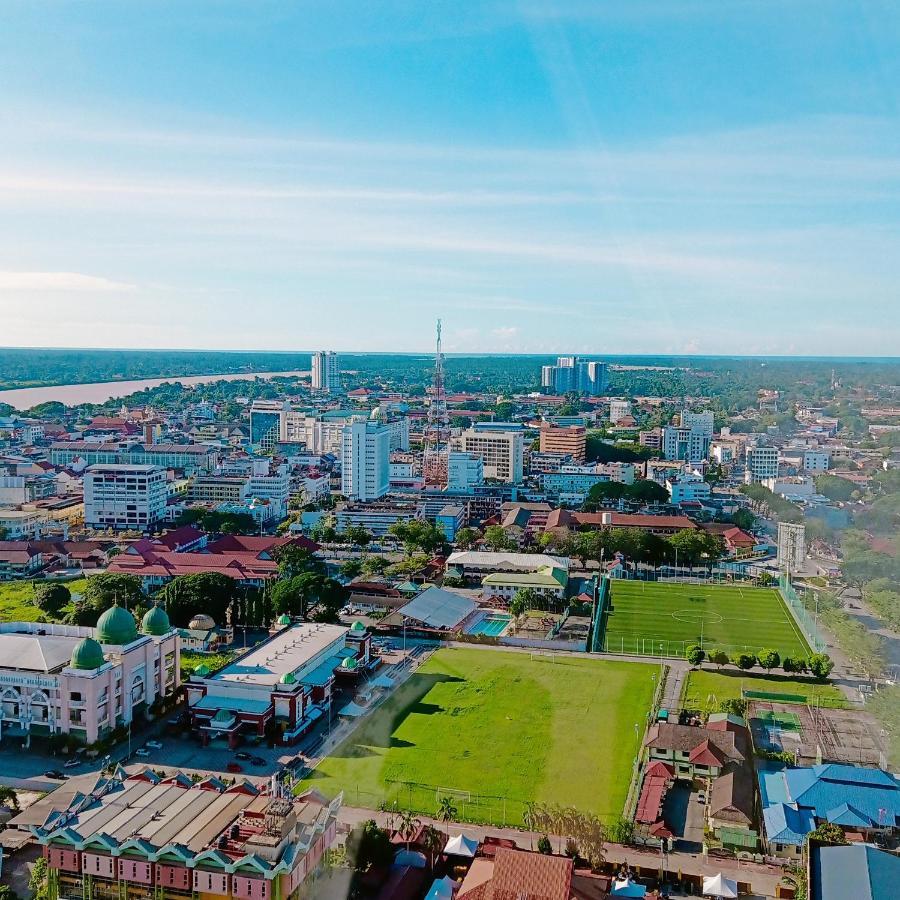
0,578,87,622
300,647,659,825
602,581,811,659
681,668,848,712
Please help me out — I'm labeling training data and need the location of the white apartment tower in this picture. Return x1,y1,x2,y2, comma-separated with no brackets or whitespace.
83,464,167,531
311,350,341,393
745,445,780,484
457,428,524,483
341,419,390,501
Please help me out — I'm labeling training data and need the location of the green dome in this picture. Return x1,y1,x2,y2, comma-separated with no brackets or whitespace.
279,672,297,685
193,664,211,677
350,620,366,634
96,604,139,645
141,603,171,636
71,637,105,671
277,614,292,626
341,656,358,670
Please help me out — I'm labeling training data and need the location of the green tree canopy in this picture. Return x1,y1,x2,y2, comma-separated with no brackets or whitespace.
33,583,71,618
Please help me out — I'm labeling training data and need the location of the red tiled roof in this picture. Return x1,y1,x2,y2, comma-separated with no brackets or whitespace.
636,774,669,825
472,848,573,900
688,738,728,766
545,509,696,531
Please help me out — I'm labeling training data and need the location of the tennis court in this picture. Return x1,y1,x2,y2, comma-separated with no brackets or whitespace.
601,580,812,659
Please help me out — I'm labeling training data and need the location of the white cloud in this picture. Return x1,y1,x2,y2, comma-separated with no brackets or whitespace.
0,271,136,292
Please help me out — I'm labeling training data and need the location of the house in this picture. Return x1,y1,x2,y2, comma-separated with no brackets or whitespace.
0,541,44,578
643,720,748,779
809,843,900,900
481,565,568,603
759,763,900,860
457,847,573,900
545,509,697,536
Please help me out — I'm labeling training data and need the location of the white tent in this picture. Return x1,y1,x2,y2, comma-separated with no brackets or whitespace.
443,833,478,858
702,873,738,899
425,875,458,900
338,701,367,717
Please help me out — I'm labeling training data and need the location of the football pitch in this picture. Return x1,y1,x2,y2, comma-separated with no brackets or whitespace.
298,647,658,826
601,580,812,659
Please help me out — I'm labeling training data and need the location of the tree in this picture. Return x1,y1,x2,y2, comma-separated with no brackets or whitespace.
483,525,514,552
807,653,834,680
757,648,781,673
733,652,756,670
361,555,389,577
814,474,856,503
808,822,847,846
0,785,20,813
509,593,527,618
388,519,448,556
33,583,71,618
273,543,324,579
421,824,444,870
157,572,236,627
29,857,48,900
346,819,393,871
437,795,458,830
730,507,756,531
339,558,364,581
82,572,144,611
344,525,372,549
686,645,705,667
454,527,478,550
708,648,730,669
782,656,797,673
397,811,421,852
537,835,552,855
607,816,634,845
274,574,349,623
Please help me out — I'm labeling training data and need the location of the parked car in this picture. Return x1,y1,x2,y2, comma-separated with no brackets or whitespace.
227,762,243,773
43,770,67,780
235,751,251,761
135,748,150,758
145,740,163,750
250,756,266,766
64,757,80,768
697,792,707,805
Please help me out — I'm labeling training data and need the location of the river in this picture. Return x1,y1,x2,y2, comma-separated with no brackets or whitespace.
0,371,310,410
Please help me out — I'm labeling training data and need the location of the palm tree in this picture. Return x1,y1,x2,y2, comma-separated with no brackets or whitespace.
437,795,458,832
0,786,19,813
421,825,444,870
398,811,421,852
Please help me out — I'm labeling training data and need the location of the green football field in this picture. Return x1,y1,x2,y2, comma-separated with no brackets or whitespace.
601,580,811,659
298,647,658,826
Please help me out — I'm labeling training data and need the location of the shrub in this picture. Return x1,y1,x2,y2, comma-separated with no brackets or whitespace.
686,644,705,667
564,837,579,858
708,648,730,668
733,653,756,670
537,835,552,855
757,648,781,672
782,656,797,673
807,653,834,680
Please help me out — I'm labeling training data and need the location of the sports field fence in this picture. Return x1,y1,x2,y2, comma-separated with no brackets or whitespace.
778,575,827,653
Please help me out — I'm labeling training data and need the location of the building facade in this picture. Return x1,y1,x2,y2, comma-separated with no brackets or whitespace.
777,522,806,575
540,356,608,395
538,424,586,462
84,464,167,531
310,350,340,393
745,445,780,484
457,428,524,483
340,419,390,501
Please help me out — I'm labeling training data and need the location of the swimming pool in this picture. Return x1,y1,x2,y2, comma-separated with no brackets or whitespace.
467,613,511,637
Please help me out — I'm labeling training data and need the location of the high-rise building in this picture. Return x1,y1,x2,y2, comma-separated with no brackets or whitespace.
538,424,586,461
457,427,524,483
609,399,633,423
745,445,780,484
311,350,341,393
663,426,711,464
447,451,485,493
84,464,167,530
680,410,715,434
777,521,806,575
540,356,608,396
341,419,390,501
249,400,286,450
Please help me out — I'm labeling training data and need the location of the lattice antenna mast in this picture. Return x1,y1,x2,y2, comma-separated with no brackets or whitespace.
423,318,450,489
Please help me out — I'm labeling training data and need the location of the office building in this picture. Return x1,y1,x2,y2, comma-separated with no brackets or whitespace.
35,768,341,900
609,399,632,423
538,424,586,461
341,419,390,501
802,449,831,472
666,473,712,504
777,521,806,575
663,426,712,464
310,350,340,393
84,464,167,531
447,451,484,493
50,442,219,474
540,356,608,396
335,501,420,537
0,603,179,746
680,410,715,433
249,400,286,451
457,427,524,483
745,445,780,484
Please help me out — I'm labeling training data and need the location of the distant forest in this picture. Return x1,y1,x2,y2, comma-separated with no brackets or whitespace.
1,347,898,419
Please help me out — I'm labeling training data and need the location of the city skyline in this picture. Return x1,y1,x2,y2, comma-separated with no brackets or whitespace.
1,2,899,354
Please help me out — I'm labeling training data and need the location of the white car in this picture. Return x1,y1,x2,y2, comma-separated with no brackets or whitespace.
63,758,80,768
145,740,163,750
134,748,150,757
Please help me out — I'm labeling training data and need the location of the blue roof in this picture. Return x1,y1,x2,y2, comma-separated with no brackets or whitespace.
811,844,900,900
302,655,343,687
760,764,900,843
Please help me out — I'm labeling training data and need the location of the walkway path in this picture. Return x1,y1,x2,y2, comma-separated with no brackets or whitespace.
336,805,787,899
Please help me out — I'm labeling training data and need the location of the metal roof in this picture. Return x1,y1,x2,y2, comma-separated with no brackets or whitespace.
397,585,478,630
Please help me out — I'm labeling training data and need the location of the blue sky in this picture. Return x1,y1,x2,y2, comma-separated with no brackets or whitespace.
0,1,898,355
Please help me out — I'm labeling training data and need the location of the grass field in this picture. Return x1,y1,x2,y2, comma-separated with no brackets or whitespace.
681,668,848,711
0,578,87,622
602,581,811,659
299,647,659,825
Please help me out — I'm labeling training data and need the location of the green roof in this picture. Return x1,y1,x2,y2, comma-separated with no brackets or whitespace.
350,620,366,633
481,566,568,588
141,603,171,636
276,613,292,625
70,637,105,670
341,656,359,670
279,671,297,684
96,604,139,645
